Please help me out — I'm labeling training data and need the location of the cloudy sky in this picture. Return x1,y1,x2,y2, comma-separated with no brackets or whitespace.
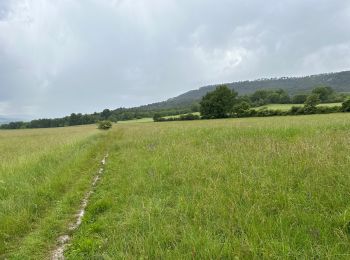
1,0,350,118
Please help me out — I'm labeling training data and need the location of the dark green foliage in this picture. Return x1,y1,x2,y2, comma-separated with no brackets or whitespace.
190,103,200,112
153,113,162,121
312,86,334,102
101,109,112,120
232,101,251,117
179,113,200,120
290,106,305,115
200,85,238,118
292,94,308,104
342,99,350,112
249,89,290,106
154,113,200,122
304,94,321,114
97,120,113,130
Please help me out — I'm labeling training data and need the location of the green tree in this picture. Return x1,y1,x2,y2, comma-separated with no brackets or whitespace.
101,109,112,120
190,103,200,112
153,113,162,122
250,90,270,105
304,94,320,113
312,86,334,102
232,101,251,116
292,94,308,104
200,85,238,118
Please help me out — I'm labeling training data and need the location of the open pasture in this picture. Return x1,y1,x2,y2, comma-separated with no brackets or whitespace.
1,114,350,258
66,113,350,259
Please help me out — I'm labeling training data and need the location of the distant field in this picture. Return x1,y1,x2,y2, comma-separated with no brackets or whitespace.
118,118,153,124
64,113,350,258
257,102,342,111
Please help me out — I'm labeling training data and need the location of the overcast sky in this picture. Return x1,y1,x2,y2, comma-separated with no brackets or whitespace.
1,0,350,118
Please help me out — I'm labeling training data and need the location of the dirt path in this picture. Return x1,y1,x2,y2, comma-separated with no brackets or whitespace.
51,153,108,260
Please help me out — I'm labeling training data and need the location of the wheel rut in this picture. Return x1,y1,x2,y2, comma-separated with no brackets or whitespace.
51,153,109,260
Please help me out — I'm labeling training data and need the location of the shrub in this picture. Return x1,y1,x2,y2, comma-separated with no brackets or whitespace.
304,94,321,114
232,101,251,117
342,99,350,112
153,113,162,122
179,113,200,120
97,120,112,130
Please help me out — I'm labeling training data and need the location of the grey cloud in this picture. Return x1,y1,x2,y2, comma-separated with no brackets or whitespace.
0,0,350,118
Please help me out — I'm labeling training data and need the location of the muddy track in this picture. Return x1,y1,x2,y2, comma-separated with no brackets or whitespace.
51,153,109,260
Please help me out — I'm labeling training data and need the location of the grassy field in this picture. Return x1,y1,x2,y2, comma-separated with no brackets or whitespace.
0,125,114,258
118,118,153,124
257,103,342,111
1,114,350,258
64,114,350,259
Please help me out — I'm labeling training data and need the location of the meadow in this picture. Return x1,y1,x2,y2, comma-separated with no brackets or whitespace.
67,114,350,259
1,113,350,258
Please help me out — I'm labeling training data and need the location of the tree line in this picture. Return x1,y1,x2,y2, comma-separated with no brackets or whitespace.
199,85,350,119
154,85,350,122
1,84,349,129
0,106,195,129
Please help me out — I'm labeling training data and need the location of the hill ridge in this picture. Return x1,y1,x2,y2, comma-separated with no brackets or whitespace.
139,70,350,110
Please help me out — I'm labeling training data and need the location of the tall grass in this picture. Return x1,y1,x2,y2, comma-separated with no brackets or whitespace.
0,125,112,258
66,114,350,259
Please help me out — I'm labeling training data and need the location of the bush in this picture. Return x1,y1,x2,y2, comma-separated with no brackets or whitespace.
97,120,113,130
232,101,251,117
342,99,350,112
304,94,321,114
179,113,200,120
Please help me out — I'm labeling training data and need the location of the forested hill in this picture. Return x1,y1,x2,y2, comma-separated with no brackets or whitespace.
146,70,350,109
2,70,350,129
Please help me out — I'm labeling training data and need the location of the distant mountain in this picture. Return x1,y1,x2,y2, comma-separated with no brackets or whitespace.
143,70,350,109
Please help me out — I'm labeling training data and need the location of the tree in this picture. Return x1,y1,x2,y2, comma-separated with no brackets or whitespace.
342,99,350,112
250,90,270,105
200,85,238,118
232,101,251,116
101,109,112,120
292,94,308,104
190,103,200,112
312,86,334,103
304,94,320,113
97,120,112,130
69,113,83,126
153,113,162,122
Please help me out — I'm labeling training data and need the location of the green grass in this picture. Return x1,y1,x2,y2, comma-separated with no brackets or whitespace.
64,113,350,258
257,102,342,111
118,118,153,124
0,125,116,259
